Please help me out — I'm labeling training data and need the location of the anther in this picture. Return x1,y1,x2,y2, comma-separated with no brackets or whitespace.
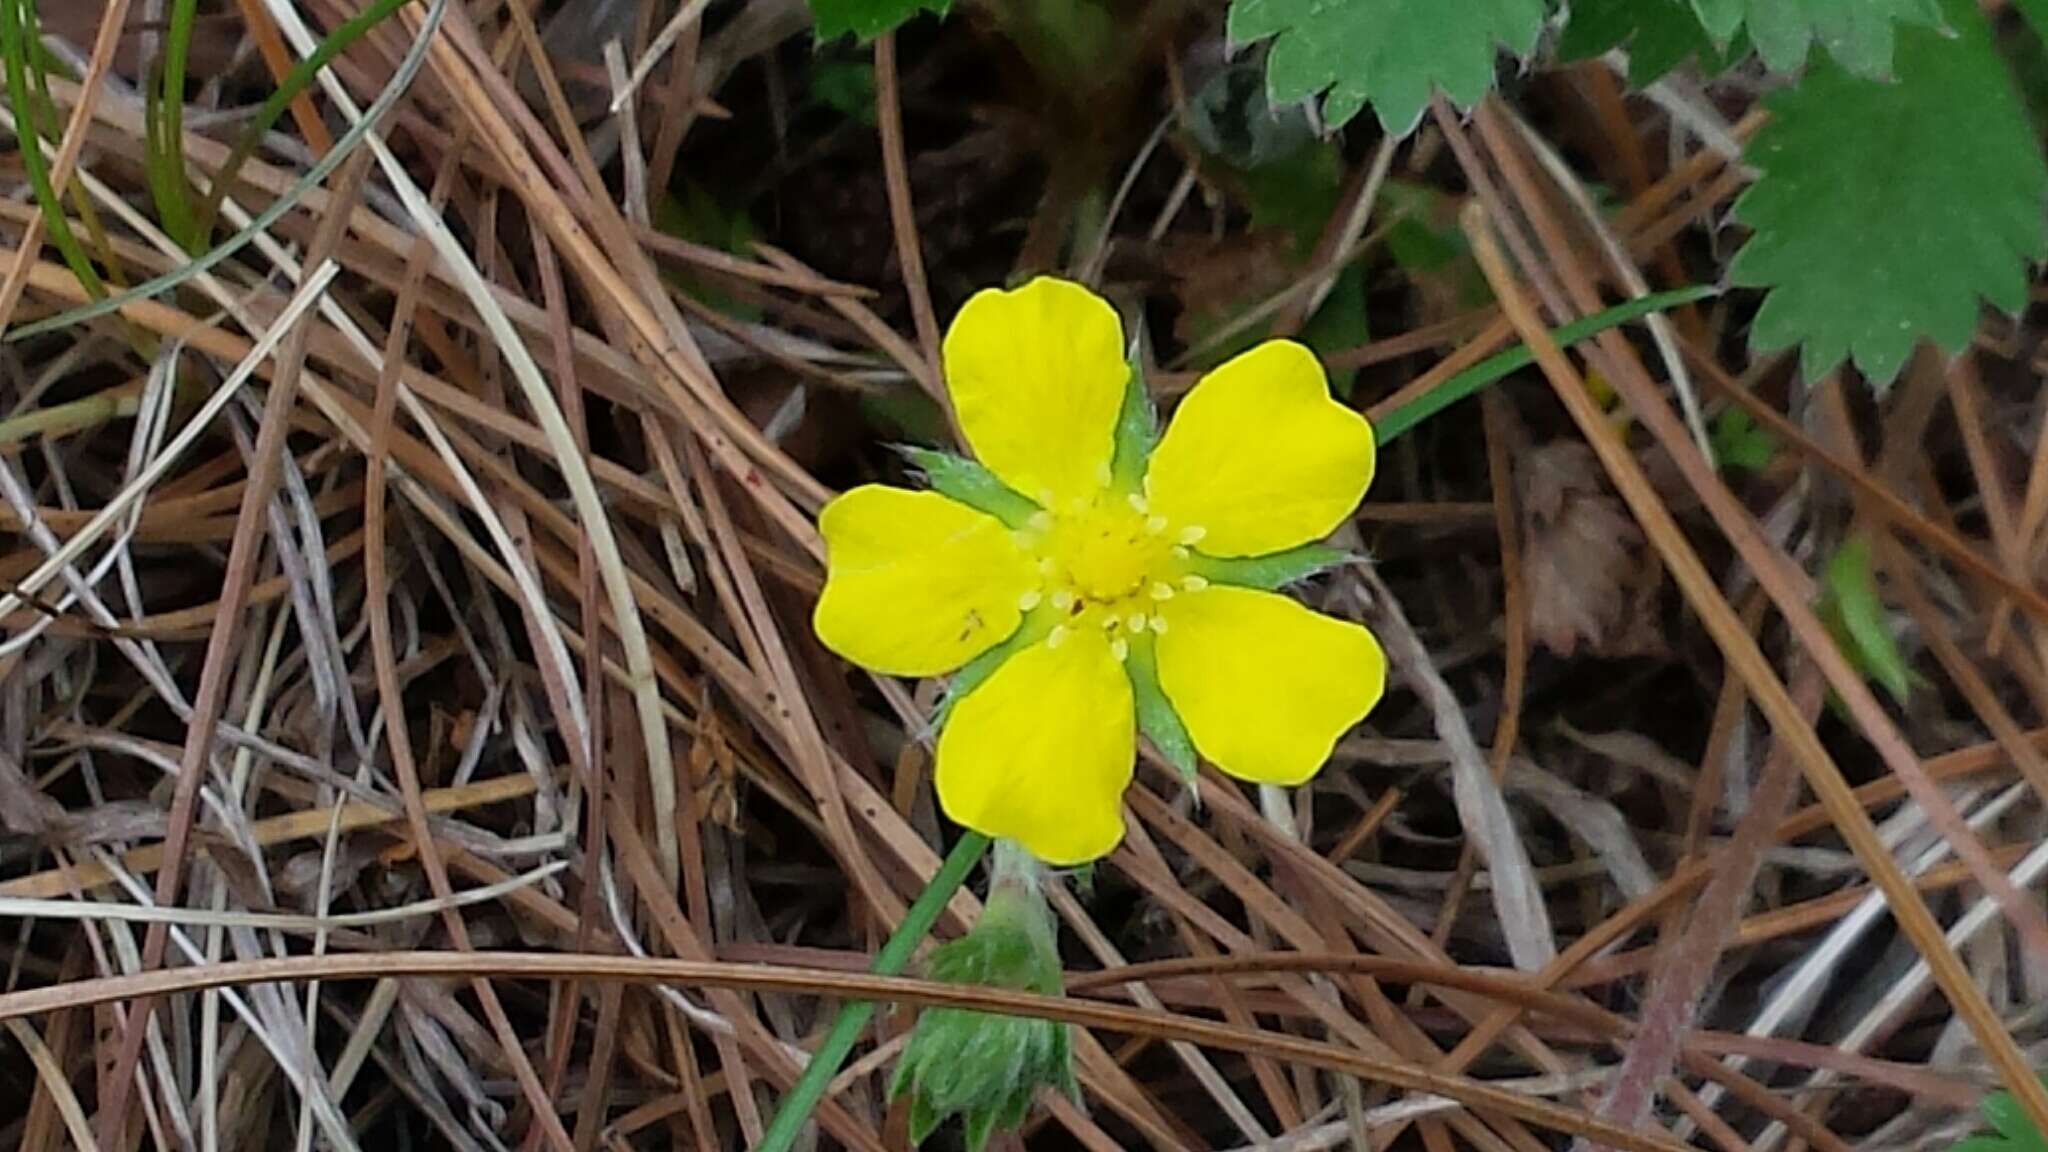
1127,493,1149,514
1178,525,1208,546
1051,589,1075,611
1027,511,1053,532
1149,615,1170,634
1150,582,1176,601
1047,625,1069,649
1126,612,1148,632
1182,575,1209,592
1017,590,1042,612
1145,515,1169,535
1110,637,1129,662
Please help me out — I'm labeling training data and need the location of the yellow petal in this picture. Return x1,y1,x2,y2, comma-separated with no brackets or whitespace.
934,629,1135,865
1155,586,1384,786
1144,340,1375,557
814,486,1036,677
942,277,1128,506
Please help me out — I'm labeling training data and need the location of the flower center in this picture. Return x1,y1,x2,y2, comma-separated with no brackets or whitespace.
1016,494,1208,658
1046,499,1165,602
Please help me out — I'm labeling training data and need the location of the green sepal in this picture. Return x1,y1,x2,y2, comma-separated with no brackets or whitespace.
890,871,1073,1150
899,447,1041,528
1109,353,1155,493
1124,631,1197,787
906,1090,942,1144
963,1109,998,1152
934,616,1046,731
1187,544,1352,590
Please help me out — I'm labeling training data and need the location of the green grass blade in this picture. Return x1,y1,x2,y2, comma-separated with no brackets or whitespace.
192,0,419,240
756,831,992,1152
1,0,105,303
147,0,203,251
7,0,436,342
1372,285,1719,444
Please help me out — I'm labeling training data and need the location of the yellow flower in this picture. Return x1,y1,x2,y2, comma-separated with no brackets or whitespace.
814,277,1387,865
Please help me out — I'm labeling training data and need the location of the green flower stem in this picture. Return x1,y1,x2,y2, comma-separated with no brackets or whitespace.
757,829,991,1152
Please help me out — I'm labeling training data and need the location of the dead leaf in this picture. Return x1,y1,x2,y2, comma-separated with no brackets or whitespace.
1518,441,1663,659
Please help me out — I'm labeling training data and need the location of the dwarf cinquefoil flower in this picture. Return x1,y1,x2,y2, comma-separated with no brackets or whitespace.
815,277,1386,864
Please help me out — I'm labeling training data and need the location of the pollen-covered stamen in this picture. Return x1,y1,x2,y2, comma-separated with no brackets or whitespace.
1021,492,1197,645
1017,590,1042,612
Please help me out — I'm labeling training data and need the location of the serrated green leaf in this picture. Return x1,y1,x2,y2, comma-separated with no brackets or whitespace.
1689,0,1938,75
1187,544,1351,589
1729,0,2046,387
1227,0,1546,135
1558,0,1737,83
1124,632,1197,784
1819,535,1913,705
810,0,949,43
1710,407,1777,473
901,447,1042,527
